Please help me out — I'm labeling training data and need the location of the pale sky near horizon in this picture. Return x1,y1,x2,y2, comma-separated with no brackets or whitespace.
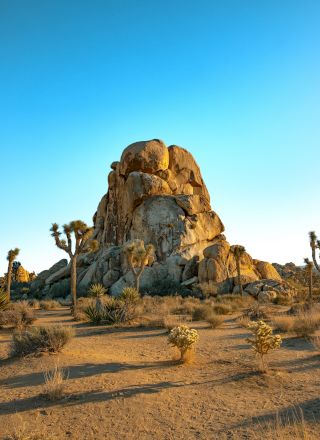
0,0,319,275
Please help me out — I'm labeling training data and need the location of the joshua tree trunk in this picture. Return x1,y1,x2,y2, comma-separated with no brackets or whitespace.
70,256,77,310
308,268,313,304
6,260,13,301
311,246,320,273
236,258,243,296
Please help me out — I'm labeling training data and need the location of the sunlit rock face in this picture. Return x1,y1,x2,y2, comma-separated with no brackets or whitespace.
33,139,281,297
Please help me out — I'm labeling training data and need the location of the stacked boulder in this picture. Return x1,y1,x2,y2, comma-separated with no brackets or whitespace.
31,139,285,298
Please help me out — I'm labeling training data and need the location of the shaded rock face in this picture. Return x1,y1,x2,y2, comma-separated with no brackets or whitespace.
42,139,282,296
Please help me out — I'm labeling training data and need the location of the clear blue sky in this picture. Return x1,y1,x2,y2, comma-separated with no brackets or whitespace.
0,0,319,275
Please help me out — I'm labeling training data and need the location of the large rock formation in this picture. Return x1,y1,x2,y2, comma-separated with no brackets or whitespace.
33,139,283,297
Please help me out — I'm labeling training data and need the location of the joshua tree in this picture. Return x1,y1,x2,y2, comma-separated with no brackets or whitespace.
50,221,99,311
230,245,246,296
123,239,155,292
12,261,21,282
304,258,314,304
6,248,20,301
309,231,320,273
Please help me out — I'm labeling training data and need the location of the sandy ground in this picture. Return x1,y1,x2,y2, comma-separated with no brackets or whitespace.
0,308,320,440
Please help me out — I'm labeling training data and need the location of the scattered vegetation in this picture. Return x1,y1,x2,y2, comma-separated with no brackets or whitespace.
246,320,282,372
39,299,60,310
123,239,154,291
0,301,35,330
42,362,67,401
11,325,74,357
6,248,20,301
230,244,246,295
84,288,140,325
168,325,199,362
50,220,99,310
205,313,224,329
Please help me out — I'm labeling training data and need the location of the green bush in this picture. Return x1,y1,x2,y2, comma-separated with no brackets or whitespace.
11,325,74,357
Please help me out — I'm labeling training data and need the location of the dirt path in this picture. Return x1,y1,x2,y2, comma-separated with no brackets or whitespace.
0,308,319,439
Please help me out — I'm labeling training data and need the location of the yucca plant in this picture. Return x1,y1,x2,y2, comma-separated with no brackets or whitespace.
89,283,107,314
50,221,99,311
83,304,105,325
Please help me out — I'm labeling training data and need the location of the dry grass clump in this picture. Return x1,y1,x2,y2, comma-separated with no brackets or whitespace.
39,299,60,310
272,315,294,333
28,299,40,309
215,294,254,311
250,408,316,440
198,282,218,297
205,313,224,329
212,303,232,315
237,315,252,328
42,363,67,401
11,325,74,357
0,301,36,330
291,311,320,338
192,304,213,321
312,336,320,351
163,315,185,331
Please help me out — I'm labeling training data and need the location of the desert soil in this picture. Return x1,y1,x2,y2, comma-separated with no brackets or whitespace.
0,308,320,440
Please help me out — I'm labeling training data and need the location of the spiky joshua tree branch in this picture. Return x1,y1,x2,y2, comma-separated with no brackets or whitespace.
309,231,320,274
304,258,313,304
6,248,20,301
50,220,99,311
230,245,246,296
124,239,155,292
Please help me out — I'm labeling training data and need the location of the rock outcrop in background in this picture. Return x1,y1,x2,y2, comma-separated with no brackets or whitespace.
30,139,285,298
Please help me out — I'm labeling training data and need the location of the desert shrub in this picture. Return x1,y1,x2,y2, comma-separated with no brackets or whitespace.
198,282,219,298
0,302,36,330
192,304,213,321
42,363,67,401
163,315,184,331
312,336,320,352
28,299,40,309
141,279,194,297
206,313,224,329
272,294,292,306
11,325,74,357
212,303,232,315
291,311,320,338
89,283,107,297
0,288,8,311
244,304,269,321
39,300,60,310
236,315,252,328
171,298,200,315
246,320,282,372
168,325,199,362
272,315,294,333
215,294,254,311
